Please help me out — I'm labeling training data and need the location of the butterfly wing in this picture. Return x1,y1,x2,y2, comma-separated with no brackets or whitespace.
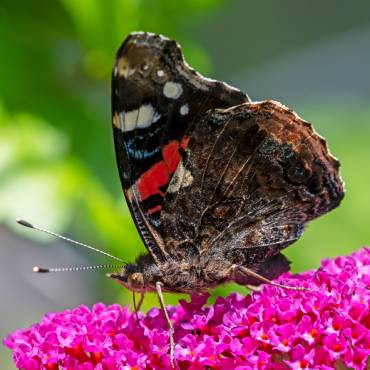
160,101,344,267
112,32,249,263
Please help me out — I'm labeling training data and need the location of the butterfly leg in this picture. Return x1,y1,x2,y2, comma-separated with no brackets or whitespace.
232,265,310,291
136,291,145,311
133,292,145,328
156,281,175,368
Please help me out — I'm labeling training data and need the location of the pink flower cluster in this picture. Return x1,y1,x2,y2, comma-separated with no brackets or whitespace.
4,248,370,369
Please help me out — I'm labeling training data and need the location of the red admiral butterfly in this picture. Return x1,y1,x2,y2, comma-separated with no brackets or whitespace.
16,31,344,368
108,32,344,365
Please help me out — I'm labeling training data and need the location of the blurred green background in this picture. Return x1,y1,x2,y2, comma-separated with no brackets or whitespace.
1,1,370,368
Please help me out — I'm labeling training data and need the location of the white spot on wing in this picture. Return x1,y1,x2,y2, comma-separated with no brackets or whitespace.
124,109,139,131
119,112,125,131
137,105,155,129
163,81,183,99
120,104,161,132
117,57,135,78
180,104,189,115
167,161,193,193
112,112,120,128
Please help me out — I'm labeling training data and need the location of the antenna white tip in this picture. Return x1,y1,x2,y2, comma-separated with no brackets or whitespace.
33,266,49,273
17,219,34,228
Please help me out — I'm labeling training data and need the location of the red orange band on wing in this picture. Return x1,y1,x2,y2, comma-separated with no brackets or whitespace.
147,205,162,215
137,137,189,202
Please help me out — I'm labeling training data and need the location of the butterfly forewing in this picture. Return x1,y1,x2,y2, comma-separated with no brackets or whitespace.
111,32,249,260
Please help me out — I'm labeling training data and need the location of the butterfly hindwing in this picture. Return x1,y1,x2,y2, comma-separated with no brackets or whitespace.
160,101,344,267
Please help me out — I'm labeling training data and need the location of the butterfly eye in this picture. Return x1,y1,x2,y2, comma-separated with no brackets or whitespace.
152,67,169,83
129,272,144,287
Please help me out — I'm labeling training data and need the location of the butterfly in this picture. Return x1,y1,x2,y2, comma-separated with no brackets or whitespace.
109,32,344,365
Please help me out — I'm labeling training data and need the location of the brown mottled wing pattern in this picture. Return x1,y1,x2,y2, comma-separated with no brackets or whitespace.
160,101,344,268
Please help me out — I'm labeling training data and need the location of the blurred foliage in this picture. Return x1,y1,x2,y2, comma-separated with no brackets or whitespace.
1,0,369,315
0,0,224,309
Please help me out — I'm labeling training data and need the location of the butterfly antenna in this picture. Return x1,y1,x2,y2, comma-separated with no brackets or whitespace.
16,218,127,264
33,264,123,273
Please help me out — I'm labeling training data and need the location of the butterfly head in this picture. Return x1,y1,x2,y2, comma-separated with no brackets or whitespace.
107,254,161,293
108,271,145,292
